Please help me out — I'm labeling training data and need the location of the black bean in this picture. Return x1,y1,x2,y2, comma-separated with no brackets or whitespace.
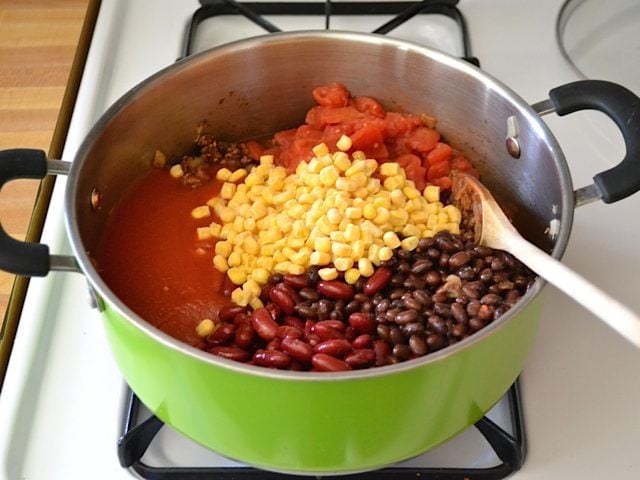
402,296,422,310
480,293,502,306
411,259,433,274
425,271,442,287
295,304,317,319
393,344,412,361
299,288,320,301
403,322,425,336
426,334,446,351
389,327,406,345
395,309,419,325
409,334,428,356
451,303,468,324
449,251,472,270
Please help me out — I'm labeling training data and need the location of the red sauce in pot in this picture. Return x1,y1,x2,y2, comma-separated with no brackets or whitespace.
95,168,231,347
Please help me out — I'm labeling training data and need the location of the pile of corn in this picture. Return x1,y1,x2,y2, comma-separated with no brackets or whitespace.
189,135,462,308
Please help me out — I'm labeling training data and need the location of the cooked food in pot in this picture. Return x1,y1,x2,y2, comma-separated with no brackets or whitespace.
95,83,535,370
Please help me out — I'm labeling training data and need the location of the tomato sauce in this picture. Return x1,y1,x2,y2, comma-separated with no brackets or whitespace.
95,168,229,347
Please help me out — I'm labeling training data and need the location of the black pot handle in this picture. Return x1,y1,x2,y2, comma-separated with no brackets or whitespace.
545,80,640,204
0,149,74,277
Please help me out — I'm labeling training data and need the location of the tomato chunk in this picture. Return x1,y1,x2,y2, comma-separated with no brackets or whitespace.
406,127,441,153
312,83,350,108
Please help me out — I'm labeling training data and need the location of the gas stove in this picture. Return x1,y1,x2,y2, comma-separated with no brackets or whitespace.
1,1,639,479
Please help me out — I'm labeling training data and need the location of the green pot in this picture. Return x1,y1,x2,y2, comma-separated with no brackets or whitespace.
2,32,639,473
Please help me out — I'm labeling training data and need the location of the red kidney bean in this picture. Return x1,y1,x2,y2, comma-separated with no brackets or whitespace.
348,312,375,334
314,319,346,332
344,349,376,369
253,349,291,369
234,321,255,349
281,337,313,363
209,346,249,362
283,315,305,331
265,338,281,351
218,304,247,322
314,338,352,357
374,339,391,366
251,307,279,341
352,333,372,349
269,285,296,315
311,322,344,341
264,302,281,321
311,353,352,372
363,267,392,295
208,323,235,345
277,325,304,340
317,280,354,300
283,274,308,290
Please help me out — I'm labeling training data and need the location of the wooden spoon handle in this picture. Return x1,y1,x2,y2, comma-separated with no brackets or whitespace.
505,234,640,349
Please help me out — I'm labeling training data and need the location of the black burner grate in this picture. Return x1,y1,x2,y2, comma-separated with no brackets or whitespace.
118,380,526,479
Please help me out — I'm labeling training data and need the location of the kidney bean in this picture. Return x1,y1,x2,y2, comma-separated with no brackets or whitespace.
314,338,352,357
234,321,255,349
348,312,375,334
264,302,281,321
251,307,279,341
218,304,248,322
345,349,376,369
283,315,305,330
208,323,236,345
352,333,372,349
253,349,291,369
363,267,392,295
281,337,313,363
311,353,352,372
314,319,347,332
283,273,308,289
311,322,343,341
265,338,281,351
317,280,354,300
269,284,296,315
277,325,304,340
209,346,250,362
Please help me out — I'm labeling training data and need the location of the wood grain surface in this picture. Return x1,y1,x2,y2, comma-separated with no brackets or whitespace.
0,0,89,328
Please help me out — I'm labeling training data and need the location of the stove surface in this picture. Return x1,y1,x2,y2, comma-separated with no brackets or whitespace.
1,1,639,479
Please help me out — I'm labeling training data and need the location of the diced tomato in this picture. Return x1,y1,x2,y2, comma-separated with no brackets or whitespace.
430,176,453,190
306,106,363,128
352,96,386,118
425,142,452,166
383,112,422,137
426,160,450,181
245,140,265,161
321,124,354,150
450,154,473,171
362,142,389,162
350,120,385,151
406,127,441,153
395,154,426,191
312,83,350,108
273,128,297,150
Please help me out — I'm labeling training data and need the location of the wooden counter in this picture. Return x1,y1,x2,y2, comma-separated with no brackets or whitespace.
0,0,91,368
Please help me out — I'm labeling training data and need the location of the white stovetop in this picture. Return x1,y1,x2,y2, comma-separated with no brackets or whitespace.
1,0,639,478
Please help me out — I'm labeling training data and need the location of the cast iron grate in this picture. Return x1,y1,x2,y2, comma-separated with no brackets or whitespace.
181,0,478,65
118,380,526,479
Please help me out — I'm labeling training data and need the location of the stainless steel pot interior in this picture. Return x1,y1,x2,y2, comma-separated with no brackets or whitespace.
66,31,574,367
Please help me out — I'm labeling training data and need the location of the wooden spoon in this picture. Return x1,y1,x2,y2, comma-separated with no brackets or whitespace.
452,173,640,349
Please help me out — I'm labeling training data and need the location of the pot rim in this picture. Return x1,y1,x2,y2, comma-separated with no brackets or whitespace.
64,30,572,381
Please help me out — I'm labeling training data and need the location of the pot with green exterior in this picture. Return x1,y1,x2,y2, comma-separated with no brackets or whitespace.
1,32,639,474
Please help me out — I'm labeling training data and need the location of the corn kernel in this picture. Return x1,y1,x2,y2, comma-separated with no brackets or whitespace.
444,204,462,223
213,254,228,272
216,168,232,181
319,165,340,186
331,242,351,257
196,319,215,337
344,268,361,284
358,257,375,277
251,268,270,285
345,207,362,220
197,226,213,240
249,297,264,310
220,182,236,199
227,267,247,285
228,168,248,182
231,287,249,306
363,203,377,219
379,162,400,176
336,135,353,152
318,267,338,280
191,205,210,219
333,152,351,171
378,246,394,262
227,251,242,267
312,143,330,157
215,241,231,257
383,175,405,191
344,224,360,243
401,236,420,251
334,257,354,271
310,251,331,266
383,231,401,249
169,164,184,178
423,185,440,203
